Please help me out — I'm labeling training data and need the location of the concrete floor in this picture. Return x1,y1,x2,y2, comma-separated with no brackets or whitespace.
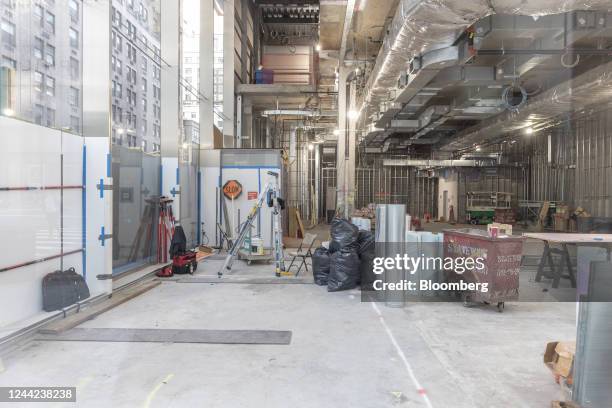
0,245,576,408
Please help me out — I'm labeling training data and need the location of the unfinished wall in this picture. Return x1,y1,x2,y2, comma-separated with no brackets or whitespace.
455,107,612,220
355,157,437,218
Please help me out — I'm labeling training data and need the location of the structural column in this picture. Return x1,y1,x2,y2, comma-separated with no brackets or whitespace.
82,0,113,295
199,0,215,149
223,0,236,147
336,66,356,217
161,0,182,218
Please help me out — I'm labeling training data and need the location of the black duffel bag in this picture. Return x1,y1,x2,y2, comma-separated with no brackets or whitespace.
42,268,91,312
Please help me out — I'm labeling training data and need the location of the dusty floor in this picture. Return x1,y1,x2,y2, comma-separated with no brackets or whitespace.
0,239,576,408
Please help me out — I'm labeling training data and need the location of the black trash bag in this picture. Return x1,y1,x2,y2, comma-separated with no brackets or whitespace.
328,240,341,254
356,230,375,256
327,250,361,292
330,218,359,251
312,247,331,286
359,250,377,290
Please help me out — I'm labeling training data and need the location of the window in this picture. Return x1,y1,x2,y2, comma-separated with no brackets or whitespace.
141,57,147,72
112,31,122,51
69,87,79,107
34,104,44,124
69,0,79,22
34,37,44,59
112,56,123,75
112,8,122,27
1,56,16,69
153,85,160,99
140,3,148,22
141,120,147,134
34,5,44,27
46,108,55,127
45,44,55,66
45,12,55,34
127,67,136,84
34,71,44,93
127,21,136,41
70,116,80,133
112,80,122,98
141,140,147,152
1,19,16,46
45,76,55,97
141,77,147,92
128,44,136,64
69,28,79,49
70,57,79,80
141,97,147,112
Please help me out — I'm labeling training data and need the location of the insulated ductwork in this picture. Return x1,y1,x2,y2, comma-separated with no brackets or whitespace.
383,158,498,167
442,58,612,151
360,0,612,124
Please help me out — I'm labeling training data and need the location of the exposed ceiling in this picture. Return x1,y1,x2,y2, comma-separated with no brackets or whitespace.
358,10,612,154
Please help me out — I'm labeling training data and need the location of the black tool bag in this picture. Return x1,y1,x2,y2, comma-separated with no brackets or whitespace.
42,268,91,312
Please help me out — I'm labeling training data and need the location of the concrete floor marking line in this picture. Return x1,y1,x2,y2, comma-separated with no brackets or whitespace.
143,373,174,408
371,302,434,408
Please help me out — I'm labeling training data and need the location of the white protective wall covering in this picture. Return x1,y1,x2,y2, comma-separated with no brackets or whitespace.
0,117,84,329
361,0,612,119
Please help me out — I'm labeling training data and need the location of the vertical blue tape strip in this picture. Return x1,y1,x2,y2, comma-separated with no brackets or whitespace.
100,226,105,246
106,153,111,178
176,167,180,184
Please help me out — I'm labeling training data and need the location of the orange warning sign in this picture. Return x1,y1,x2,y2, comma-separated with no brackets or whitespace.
222,180,243,200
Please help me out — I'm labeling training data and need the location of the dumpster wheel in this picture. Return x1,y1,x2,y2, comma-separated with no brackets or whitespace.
497,302,505,313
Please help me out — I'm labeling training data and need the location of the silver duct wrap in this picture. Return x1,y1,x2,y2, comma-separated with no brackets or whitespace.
362,0,612,122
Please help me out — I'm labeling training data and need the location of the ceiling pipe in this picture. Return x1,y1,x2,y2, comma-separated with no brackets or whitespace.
360,0,612,127
383,159,497,167
339,0,357,64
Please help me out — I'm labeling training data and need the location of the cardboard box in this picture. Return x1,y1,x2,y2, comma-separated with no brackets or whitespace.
544,341,576,379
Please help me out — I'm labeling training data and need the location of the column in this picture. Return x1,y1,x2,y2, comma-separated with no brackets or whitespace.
82,0,112,295
161,0,181,218
223,0,235,146
199,0,215,149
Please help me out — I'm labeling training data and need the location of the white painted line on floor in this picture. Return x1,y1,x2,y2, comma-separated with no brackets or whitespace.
143,373,174,408
372,302,434,408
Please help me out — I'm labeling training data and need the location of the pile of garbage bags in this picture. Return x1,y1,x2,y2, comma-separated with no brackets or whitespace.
312,218,375,292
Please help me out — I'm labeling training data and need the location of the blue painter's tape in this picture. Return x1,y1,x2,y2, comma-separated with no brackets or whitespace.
100,226,105,246
176,167,180,184
106,153,111,177
99,179,104,198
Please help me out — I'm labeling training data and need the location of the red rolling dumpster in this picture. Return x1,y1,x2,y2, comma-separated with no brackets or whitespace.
443,229,525,312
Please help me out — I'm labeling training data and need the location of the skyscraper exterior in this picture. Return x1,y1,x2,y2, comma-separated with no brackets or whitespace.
110,0,161,153
1,0,83,132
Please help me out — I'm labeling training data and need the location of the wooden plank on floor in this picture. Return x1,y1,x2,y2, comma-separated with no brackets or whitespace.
38,281,161,335
36,328,292,345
